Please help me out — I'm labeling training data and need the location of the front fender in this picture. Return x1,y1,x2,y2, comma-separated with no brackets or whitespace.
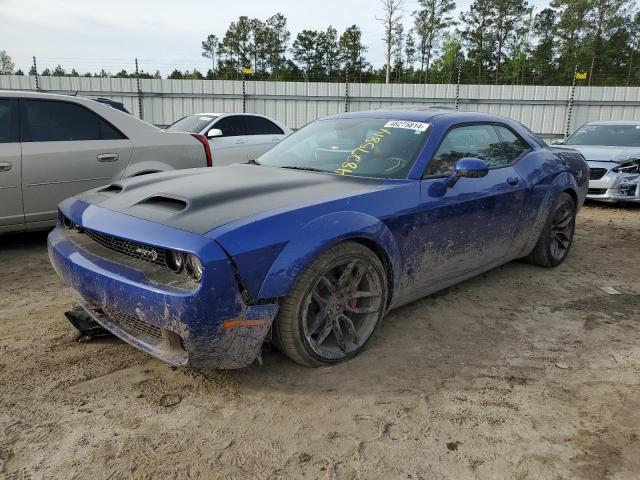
257,211,402,303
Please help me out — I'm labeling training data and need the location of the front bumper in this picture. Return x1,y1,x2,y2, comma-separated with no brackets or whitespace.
48,199,278,369
587,165,640,203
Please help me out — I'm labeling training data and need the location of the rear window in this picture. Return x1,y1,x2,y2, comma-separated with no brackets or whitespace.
566,124,640,147
244,116,284,135
166,115,218,133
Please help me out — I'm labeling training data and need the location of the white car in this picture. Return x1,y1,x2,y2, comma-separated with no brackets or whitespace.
166,113,292,165
0,91,212,234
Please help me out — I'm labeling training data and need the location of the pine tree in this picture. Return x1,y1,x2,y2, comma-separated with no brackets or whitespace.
413,0,456,83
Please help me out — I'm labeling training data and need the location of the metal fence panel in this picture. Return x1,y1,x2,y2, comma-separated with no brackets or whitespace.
1,75,638,137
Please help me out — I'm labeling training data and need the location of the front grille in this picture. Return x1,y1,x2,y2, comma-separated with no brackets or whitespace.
588,188,608,195
85,229,167,266
589,168,607,180
103,306,163,342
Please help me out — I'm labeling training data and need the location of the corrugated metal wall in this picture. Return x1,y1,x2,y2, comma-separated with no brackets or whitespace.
2,75,639,139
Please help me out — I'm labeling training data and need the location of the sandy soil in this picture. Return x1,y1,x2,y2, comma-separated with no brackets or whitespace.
1,203,639,480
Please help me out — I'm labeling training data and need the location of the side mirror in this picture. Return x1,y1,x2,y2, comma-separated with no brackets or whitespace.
428,157,489,198
206,128,223,139
552,139,565,145
452,157,489,179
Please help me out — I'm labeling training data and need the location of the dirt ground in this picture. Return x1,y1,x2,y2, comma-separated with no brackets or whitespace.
1,202,639,480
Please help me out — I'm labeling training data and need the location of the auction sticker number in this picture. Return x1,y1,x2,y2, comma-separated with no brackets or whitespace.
384,120,430,132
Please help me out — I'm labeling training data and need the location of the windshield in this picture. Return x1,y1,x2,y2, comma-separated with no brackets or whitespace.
566,124,640,147
166,114,218,133
257,118,431,179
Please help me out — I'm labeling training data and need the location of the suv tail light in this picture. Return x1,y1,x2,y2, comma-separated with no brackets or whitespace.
191,133,213,167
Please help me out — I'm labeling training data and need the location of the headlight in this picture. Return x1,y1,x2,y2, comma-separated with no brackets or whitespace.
165,251,185,273
612,160,640,174
185,254,204,282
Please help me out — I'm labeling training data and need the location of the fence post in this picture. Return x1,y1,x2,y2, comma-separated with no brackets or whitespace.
32,56,40,91
242,77,246,113
454,64,461,110
135,58,144,120
564,65,578,138
344,67,350,113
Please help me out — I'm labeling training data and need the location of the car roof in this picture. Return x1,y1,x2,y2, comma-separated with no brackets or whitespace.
583,120,640,126
323,107,513,124
193,112,269,117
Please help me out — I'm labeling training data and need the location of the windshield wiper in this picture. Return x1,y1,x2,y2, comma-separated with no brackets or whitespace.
279,166,326,173
247,159,261,165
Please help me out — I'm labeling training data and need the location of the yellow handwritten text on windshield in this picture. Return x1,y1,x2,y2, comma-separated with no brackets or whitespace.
335,128,392,175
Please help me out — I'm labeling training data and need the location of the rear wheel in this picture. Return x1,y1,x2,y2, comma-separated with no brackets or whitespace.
526,192,576,267
273,242,388,367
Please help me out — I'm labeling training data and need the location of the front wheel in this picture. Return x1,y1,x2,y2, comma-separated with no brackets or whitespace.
525,192,576,267
272,242,388,367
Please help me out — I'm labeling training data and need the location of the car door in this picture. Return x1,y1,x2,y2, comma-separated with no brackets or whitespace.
243,115,286,161
207,115,248,166
0,98,23,228
20,99,133,224
402,123,530,300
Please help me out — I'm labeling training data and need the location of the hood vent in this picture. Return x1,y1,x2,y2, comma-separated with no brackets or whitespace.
100,184,123,194
138,195,188,212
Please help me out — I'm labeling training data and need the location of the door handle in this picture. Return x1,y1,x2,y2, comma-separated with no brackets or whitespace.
271,136,281,142
233,138,246,144
507,177,519,186
97,153,119,162
0,161,12,172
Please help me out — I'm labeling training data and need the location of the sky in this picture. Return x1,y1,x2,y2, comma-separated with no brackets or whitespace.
0,0,549,76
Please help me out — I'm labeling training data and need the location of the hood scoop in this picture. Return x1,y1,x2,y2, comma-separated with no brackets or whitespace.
138,195,188,212
100,184,123,195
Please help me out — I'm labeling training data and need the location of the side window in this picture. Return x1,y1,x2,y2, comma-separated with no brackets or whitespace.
22,100,100,142
427,124,501,176
0,99,18,144
244,116,284,135
494,125,531,163
426,124,530,176
213,116,245,137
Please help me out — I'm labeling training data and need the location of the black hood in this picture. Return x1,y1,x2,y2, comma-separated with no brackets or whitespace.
76,164,383,235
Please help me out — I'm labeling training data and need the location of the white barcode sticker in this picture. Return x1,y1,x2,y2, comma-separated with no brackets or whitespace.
384,120,430,132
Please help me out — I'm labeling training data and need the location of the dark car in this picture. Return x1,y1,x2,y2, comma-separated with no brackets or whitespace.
48,108,589,369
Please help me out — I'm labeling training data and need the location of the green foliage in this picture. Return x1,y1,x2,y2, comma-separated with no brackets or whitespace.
11,3,639,86
0,50,15,74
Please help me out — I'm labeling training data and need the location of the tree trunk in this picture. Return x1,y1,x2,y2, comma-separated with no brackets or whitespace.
425,34,433,84
588,34,600,86
386,40,392,84
495,39,503,85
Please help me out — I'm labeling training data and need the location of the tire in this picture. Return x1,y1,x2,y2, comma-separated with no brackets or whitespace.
272,242,389,367
525,192,576,268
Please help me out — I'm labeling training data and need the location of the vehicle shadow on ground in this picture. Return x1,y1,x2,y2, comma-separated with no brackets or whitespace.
215,259,551,398
584,199,640,210
0,230,50,250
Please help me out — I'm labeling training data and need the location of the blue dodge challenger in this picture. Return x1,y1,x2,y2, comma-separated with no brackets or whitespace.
48,108,588,368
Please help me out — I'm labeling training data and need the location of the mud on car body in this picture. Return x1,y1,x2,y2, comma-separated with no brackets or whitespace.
48,109,589,369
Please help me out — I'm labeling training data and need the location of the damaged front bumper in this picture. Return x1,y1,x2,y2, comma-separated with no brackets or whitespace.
48,200,279,369
587,161,640,203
